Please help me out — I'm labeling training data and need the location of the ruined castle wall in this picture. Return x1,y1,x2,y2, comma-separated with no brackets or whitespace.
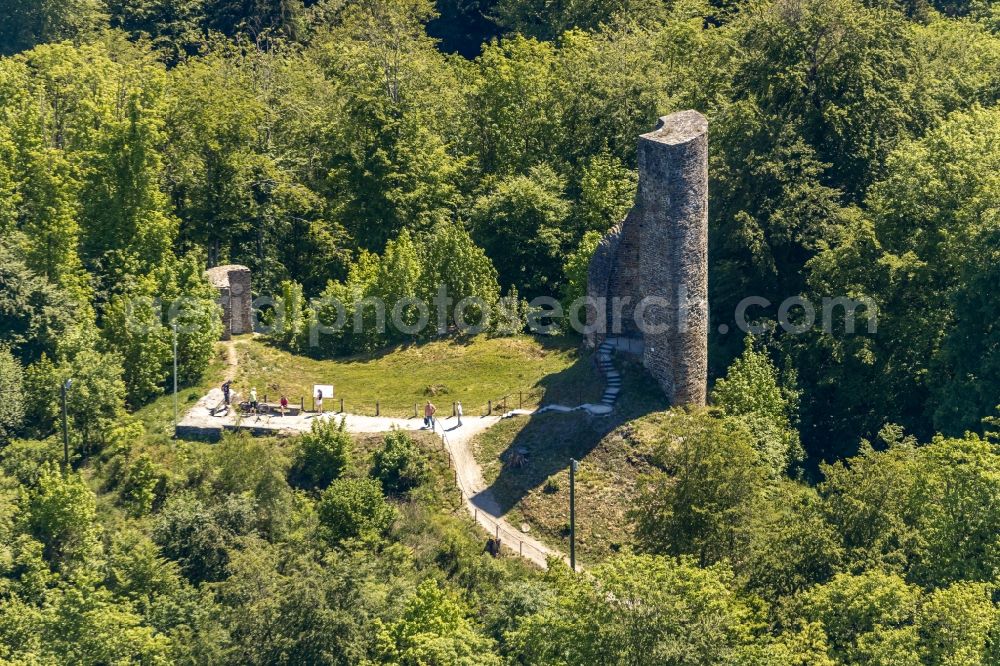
637,111,708,407
228,267,253,335
606,209,643,340
585,224,621,348
206,265,253,340
585,210,645,348
585,110,708,407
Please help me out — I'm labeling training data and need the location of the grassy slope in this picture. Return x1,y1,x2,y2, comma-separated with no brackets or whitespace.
472,355,670,565
131,344,229,446
233,334,598,417
69,334,552,610
124,333,651,565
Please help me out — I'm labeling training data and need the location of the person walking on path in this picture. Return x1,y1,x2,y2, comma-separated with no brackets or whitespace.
280,395,288,417
456,401,463,427
424,401,437,429
316,388,324,413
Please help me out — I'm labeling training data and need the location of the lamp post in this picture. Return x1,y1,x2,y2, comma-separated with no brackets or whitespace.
172,322,178,437
569,458,578,572
61,378,72,468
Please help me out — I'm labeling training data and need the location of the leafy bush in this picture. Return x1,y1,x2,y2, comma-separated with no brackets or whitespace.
289,418,352,491
491,284,530,337
153,492,256,584
712,335,802,475
317,477,396,546
376,578,501,665
118,454,165,517
24,463,100,565
371,430,429,494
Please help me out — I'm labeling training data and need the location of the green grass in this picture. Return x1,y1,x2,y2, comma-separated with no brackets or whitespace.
132,345,229,445
233,334,598,417
121,331,646,568
471,358,670,565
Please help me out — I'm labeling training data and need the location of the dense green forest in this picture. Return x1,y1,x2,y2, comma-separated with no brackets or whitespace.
2,0,1000,663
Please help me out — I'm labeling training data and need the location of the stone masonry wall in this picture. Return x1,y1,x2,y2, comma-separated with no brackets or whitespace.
206,265,253,340
586,110,708,407
637,111,708,407
585,223,621,347
606,208,642,339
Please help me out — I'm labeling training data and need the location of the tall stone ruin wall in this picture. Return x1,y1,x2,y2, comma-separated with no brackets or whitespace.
586,209,644,344
586,110,708,407
637,111,708,407
206,265,253,340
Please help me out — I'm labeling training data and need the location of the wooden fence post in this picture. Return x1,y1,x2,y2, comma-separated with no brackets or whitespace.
376,400,380,417
340,397,344,413
487,400,492,415
300,397,304,411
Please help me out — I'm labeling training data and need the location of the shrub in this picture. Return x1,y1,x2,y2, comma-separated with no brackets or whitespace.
318,477,396,546
118,454,164,517
491,284,529,336
153,492,256,584
0,345,25,443
371,430,429,494
289,418,352,490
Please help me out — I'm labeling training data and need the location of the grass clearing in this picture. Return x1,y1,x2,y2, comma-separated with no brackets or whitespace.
471,357,670,565
127,331,664,565
233,334,599,417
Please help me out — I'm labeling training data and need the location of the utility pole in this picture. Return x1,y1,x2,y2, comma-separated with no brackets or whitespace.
569,458,578,572
61,378,72,468
172,322,178,437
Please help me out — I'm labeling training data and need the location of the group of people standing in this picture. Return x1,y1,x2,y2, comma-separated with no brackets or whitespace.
219,380,290,417
423,400,463,429
218,381,465,427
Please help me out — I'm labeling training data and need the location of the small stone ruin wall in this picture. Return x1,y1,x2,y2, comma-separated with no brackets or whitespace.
206,265,253,340
586,110,708,407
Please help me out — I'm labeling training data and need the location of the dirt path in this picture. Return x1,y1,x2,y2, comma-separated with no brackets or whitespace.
222,340,239,382
332,411,568,568
178,390,569,567
340,411,568,568
431,414,568,569
179,340,575,569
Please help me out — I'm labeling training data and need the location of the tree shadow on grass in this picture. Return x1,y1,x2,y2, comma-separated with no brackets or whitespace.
473,353,667,516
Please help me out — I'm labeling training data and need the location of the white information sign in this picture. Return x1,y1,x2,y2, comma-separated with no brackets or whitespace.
313,384,335,399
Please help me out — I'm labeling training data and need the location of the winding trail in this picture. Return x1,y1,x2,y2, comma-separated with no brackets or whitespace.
175,338,628,569
177,394,567,567
432,413,568,569
344,411,569,568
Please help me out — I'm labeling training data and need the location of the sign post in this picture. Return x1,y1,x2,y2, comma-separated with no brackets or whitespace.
570,458,578,572
312,385,335,413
